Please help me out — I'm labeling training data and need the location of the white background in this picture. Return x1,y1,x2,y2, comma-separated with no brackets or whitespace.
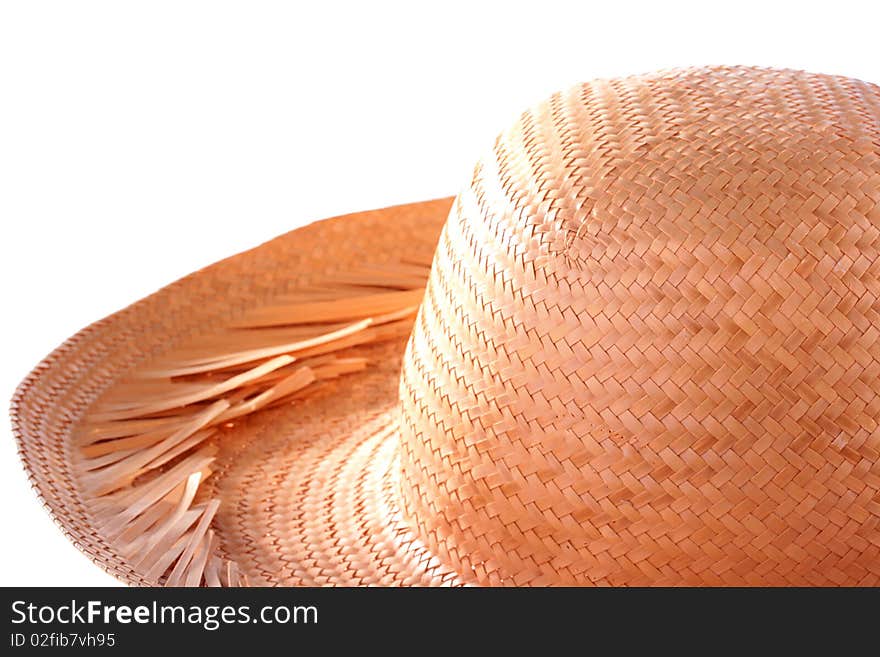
1,0,878,586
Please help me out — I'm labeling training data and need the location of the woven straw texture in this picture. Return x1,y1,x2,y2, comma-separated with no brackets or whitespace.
12,66,880,586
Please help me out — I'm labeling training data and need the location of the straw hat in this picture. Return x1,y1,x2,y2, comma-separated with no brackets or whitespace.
11,66,880,586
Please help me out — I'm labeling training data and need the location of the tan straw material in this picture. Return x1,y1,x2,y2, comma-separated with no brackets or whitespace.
11,66,880,586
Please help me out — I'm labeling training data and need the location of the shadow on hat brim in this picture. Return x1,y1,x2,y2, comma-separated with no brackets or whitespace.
10,196,467,586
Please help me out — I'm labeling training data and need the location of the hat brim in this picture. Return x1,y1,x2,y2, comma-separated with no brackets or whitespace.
11,197,468,586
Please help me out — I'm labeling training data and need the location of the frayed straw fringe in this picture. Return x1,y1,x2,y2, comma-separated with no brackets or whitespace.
78,259,432,586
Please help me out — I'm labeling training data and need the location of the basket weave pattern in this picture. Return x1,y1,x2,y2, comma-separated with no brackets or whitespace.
397,67,880,585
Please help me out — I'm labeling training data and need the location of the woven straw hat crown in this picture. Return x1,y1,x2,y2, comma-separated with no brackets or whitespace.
395,66,880,585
